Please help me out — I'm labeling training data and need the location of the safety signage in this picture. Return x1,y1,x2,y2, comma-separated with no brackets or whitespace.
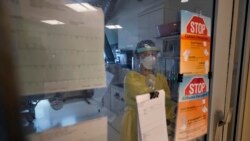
186,16,208,35
175,76,209,141
180,10,211,75
184,77,207,95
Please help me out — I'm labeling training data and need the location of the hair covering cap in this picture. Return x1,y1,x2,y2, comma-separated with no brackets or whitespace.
136,40,160,54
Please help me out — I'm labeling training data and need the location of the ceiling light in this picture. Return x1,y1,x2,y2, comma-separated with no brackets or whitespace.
106,25,117,29
105,25,123,29
41,20,65,25
65,3,87,12
181,0,189,3
115,25,123,29
81,3,97,11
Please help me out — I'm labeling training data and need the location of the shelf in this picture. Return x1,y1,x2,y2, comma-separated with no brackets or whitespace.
161,56,180,59
155,34,180,39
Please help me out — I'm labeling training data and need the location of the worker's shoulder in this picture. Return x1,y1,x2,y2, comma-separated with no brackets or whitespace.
125,71,165,78
124,71,141,82
125,71,139,78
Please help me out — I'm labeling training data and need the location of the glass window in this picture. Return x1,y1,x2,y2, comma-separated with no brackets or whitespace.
4,0,214,141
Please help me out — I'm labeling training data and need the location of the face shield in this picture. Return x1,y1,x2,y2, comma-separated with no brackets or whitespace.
139,51,158,70
135,40,160,71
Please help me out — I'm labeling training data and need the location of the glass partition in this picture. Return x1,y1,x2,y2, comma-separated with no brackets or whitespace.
4,0,214,140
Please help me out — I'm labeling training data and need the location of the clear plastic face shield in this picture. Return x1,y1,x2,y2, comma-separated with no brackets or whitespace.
138,50,161,92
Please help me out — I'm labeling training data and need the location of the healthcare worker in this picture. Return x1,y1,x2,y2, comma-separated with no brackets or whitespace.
121,40,176,141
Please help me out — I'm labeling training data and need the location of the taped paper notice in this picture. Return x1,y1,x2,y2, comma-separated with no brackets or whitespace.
7,0,106,95
180,10,211,75
175,76,209,141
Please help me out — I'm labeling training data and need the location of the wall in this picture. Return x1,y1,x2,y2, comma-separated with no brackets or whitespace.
164,0,213,23
108,0,164,50
105,29,118,46
107,0,213,50
138,3,165,48
242,63,250,141
241,3,250,140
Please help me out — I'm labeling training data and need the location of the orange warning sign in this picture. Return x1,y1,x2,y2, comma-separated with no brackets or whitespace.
175,97,209,141
180,11,211,75
175,75,209,141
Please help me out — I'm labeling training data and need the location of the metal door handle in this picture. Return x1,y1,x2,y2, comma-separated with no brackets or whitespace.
218,108,233,127
214,108,233,141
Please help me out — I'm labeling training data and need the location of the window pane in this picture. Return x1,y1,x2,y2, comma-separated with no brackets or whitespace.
4,0,214,141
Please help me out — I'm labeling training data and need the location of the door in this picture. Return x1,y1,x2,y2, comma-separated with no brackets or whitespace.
206,0,236,140
240,3,250,135
222,0,250,140
241,58,250,141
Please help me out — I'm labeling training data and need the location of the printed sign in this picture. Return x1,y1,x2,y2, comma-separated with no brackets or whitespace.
186,16,208,35
9,1,106,95
175,76,209,141
180,10,211,75
184,77,207,95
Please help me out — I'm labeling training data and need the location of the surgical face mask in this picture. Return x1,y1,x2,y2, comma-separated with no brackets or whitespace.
140,55,157,70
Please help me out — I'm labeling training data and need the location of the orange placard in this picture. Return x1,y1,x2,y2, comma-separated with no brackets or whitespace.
176,10,211,141
180,10,211,75
175,97,209,141
180,34,210,74
175,75,209,141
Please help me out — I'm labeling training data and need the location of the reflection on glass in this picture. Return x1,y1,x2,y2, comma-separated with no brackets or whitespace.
4,0,214,141
41,20,65,25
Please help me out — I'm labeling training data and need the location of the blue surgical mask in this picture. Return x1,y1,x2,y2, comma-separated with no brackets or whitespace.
140,55,156,70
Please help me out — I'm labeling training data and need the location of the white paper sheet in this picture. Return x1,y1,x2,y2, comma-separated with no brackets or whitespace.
7,0,106,95
28,116,107,141
136,90,169,141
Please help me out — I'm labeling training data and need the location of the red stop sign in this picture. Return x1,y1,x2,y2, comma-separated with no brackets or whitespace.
187,16,208,35
185,77,207,95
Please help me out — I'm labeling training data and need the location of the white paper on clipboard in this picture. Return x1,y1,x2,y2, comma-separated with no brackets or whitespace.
136,89,169,141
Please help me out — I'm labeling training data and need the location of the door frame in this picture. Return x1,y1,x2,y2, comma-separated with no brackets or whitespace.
0,1,24,141
209,0,250,141
234,0,250,140
208,0,234,140
222,0,249,140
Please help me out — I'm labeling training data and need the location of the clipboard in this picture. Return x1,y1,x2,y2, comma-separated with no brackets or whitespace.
136,89,169,141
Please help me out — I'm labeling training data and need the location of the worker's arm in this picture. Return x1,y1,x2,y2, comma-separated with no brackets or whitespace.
159,74,177,120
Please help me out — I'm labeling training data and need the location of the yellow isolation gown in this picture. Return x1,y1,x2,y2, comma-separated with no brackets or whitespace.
121,71,176,141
